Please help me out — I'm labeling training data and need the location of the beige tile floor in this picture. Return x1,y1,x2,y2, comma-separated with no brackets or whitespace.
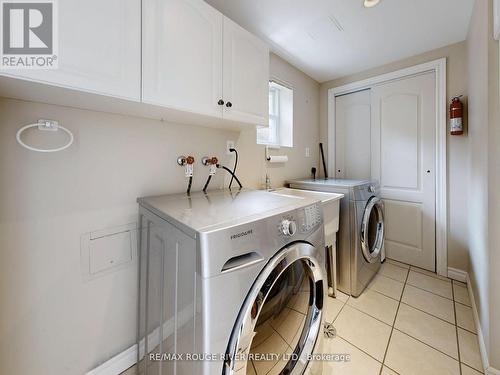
121,259,484,375
322,259,484,375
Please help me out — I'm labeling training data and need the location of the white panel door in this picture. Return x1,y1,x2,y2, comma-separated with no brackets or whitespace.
371,72,436,271
222,17,269,126
335,89,371,179
142,0,223,117
1,0,141,100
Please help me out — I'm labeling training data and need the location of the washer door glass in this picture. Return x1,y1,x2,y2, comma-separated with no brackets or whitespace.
249,260,310,374
224,243,323,375
360,196,385,263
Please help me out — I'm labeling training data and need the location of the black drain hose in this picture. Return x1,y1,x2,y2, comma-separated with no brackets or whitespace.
218,164,242,189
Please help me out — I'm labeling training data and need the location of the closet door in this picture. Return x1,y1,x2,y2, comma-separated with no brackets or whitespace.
142,0,223,118
334,89,371,179
222,17,269,126
371,72,436,271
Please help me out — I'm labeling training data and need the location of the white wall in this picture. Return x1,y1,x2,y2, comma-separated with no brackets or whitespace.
319,41,470,272
466,0,491,363
235,53,320,189
0,98,239,374
466,0,500,370
0,53,319,375
488,34,500,370
487,12,500,369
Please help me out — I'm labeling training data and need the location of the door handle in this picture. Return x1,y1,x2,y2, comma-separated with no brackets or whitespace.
221,252,264,273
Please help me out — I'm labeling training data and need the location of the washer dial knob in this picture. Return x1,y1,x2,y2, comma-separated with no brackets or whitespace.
281,219,297,236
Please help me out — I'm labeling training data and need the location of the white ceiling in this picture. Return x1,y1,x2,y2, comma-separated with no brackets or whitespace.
205,0,475,82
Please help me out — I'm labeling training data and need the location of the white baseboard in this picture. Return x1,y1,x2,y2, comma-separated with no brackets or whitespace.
86,344,137,375
447,267,468,283
86,302,194,375
465,273,500,375
487,367,500,375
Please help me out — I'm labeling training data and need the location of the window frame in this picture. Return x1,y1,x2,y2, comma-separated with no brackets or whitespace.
257,80,293,147
268,85,280,146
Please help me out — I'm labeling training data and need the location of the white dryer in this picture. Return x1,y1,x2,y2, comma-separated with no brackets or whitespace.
137,189,326,375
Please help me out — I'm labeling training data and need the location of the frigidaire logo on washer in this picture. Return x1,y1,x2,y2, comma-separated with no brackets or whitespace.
230,229,253,240
1,0,58,69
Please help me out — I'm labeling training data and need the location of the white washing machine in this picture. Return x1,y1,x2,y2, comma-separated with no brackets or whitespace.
287,179,385,297
137,189,327,375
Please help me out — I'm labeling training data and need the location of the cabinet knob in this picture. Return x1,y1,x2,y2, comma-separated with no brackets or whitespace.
218,99,224,106
226,101,233,108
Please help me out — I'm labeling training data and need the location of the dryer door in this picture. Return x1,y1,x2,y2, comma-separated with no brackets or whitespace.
224,242,324,375
360,196,385,263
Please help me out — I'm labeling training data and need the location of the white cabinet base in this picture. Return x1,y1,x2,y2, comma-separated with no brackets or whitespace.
0,76,251,131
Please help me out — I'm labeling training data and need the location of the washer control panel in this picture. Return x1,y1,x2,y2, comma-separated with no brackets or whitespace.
276,204,322,240
280,219,297,237
298,203,322,233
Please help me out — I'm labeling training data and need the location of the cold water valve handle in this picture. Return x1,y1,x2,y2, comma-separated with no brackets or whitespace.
209,157,218,176
177,155,186,166
202,156,219,192
202,156,218,176
178,155,195,194
177,155,195,177
185,156,195,177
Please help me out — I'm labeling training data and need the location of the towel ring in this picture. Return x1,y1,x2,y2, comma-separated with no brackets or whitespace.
16,119,74,153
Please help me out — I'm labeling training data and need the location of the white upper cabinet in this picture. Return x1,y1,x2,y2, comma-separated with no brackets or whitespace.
142,0,224,118
142,0,269,126
222,17,269,126
0,0,141,101
0,0,269,129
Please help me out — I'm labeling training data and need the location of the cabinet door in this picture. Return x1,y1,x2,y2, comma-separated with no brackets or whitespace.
142,0,223,118
0,0,141,101
222,17,269,126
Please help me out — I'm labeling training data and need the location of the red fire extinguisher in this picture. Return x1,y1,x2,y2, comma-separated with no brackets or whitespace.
450,96,463,135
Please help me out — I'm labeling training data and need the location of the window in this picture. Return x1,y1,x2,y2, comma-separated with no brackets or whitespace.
257,81,293,147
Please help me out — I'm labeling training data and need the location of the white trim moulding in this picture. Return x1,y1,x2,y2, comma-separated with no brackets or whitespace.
327,58,448,277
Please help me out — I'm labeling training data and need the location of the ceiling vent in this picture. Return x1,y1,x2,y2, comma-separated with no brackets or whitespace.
307,14,344,41
328,15,344,32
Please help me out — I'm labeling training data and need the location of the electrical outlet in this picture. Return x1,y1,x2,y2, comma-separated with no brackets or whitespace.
305,147,310,157
226,140,235,155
